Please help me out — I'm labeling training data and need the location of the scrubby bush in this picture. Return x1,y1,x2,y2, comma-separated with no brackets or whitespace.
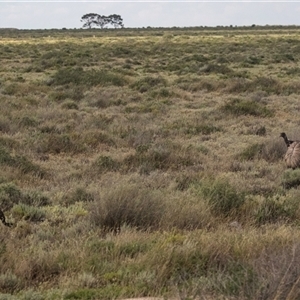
198,178,245,217
0,272,24,294
238,139,285,163
0,183,49,213
221,98,273,117
0,147,46,178
91,155,119,174
50,67,127,87
89,184,164,232
12,204,46,222
0,183,23,210
254,195,298,225
282,169,300,189
131,76,167,93
64,187,94,206
38,133,85,154
124,141,200,173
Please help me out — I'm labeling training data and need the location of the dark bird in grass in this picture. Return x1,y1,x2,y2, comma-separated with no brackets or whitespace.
280,132,300,169
0,209,12,227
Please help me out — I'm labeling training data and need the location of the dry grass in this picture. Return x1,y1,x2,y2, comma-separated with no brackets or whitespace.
1,26,300,299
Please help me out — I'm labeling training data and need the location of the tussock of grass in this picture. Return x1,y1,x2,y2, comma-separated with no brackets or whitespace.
195,178,245,218
89,184,164,232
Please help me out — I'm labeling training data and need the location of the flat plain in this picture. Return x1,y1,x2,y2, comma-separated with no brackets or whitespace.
1,26,300,299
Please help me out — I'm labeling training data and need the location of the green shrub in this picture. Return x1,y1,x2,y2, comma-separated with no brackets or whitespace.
238,143,264,161
212,261,257,297
124,142,198,173
0,147,45,178
22,191,50,207
0,183,49,211
0,183,23,210
91,156,119,173
238,139,285,163
39,134,85,154
200,178,245,217
12,204,46,222
221,98,273,117
281,169,300,189
255,195,297,225
131,76,167,93
51,67,126,87
65,187,94,206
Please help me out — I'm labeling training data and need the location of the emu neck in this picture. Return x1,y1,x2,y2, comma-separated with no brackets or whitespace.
282,134,291,147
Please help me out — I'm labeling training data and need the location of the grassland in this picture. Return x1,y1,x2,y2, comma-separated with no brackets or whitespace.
1,26,300,299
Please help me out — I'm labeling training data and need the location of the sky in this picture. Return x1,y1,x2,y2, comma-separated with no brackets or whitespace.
1,1,300,30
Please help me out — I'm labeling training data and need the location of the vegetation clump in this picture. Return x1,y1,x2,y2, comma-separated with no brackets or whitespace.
51,67,127,87
221,98,273,117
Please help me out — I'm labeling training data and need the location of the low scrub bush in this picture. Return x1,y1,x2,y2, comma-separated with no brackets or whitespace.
23,191,50,207
91,155,119,174
198,178,245,218
64,187,94,206
238,139,285,163
199,63,235,76
254,195,298,225
38,133,85,154
238,143,264,161
131,76,167,93
81,131,115,148
18,116,38,128
0,183,24,210
281,169,300,189
124,142,200,173
61,100,79,110
51,67,127,87
0,147,46,178
221,98,273,117
89,184,164,232
0,272,24,294
0,183,49,211
184,123,222,135
12,204,46,222
49,86,84,102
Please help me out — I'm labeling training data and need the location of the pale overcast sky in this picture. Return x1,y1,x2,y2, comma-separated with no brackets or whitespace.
1,1,300,30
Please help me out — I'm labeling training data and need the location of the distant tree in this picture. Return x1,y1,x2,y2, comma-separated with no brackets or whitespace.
109,14,124,28
96,15,111,29
81,13,124,29
81,13,99,29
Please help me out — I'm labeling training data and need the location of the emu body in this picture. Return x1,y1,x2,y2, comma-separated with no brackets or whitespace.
280,132,300,169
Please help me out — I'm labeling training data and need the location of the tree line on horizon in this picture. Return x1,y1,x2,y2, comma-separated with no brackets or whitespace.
81,13,124,29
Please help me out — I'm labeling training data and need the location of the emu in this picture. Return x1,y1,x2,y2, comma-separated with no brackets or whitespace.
280,132,300,169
